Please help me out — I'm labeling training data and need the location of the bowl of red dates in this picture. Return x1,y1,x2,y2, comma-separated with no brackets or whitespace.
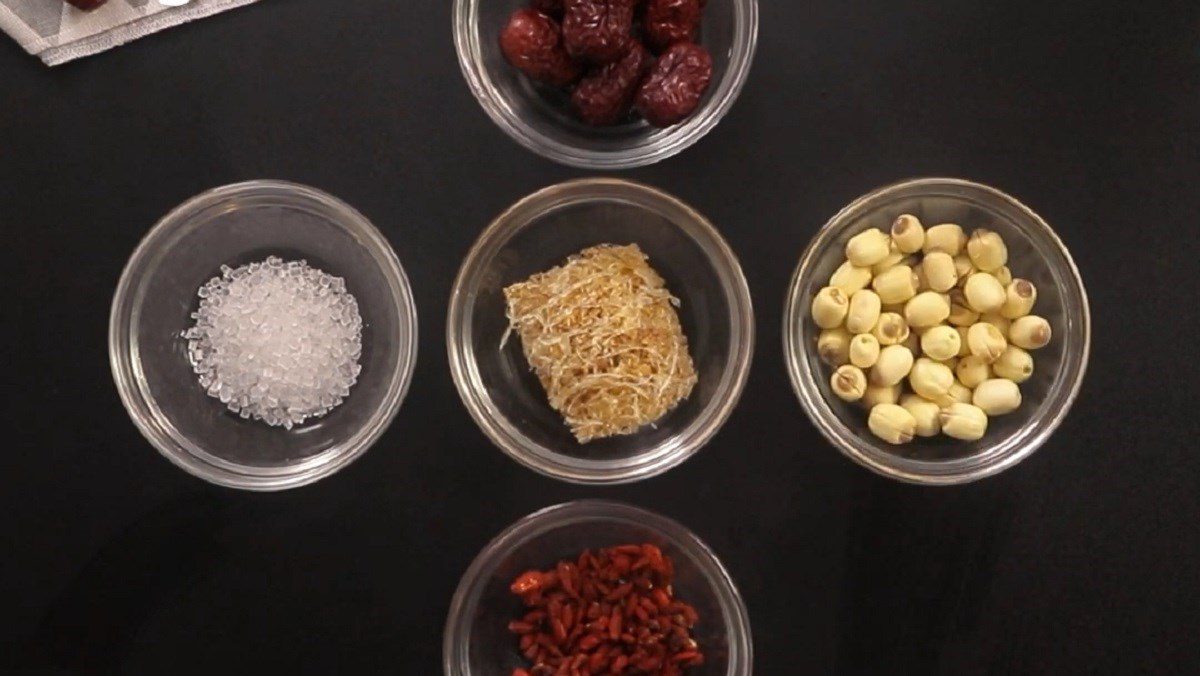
444,500,753,675
453,0,758,169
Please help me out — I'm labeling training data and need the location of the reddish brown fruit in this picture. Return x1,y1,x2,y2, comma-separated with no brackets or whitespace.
66,0,108,8
571,42,652,126
500,9,582,87
562,0,636,65
643,0,702,50
635,41,712,126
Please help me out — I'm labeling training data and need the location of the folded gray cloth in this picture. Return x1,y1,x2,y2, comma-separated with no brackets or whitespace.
0,0,258,66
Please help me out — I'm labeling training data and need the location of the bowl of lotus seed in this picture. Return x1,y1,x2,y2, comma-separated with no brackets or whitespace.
783,178,1090,484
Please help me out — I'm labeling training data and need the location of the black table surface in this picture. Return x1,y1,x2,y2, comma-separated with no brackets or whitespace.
4,0,1199,672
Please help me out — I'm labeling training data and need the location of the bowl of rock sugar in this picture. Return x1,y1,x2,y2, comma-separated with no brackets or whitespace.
110,180,418,490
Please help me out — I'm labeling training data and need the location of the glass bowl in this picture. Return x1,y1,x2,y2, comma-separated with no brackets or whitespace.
109,180,418,491
443,500,753,675
452,0,759,169
447,178,754,484
783,178,1091,485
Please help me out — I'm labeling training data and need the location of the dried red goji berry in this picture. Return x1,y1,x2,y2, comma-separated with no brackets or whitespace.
511,570,546,595
508,545,702,674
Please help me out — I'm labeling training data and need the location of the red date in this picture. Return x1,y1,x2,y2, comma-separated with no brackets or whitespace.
572,42,652,126
562,0,635,65
644,0,702,50
500,9,582,87
635,41,712,127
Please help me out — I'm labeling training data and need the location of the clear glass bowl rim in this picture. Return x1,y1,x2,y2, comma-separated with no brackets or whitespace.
442,499,754,675
782,177,1092,485
446,177,755,485
451,0,760,170
108,179,419,491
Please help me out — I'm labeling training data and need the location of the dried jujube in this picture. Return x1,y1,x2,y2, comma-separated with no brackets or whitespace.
635,42,713,127
500,8,582,87
562,0,636,65
498,0,713,127
643,0,703,50
572,42,653,125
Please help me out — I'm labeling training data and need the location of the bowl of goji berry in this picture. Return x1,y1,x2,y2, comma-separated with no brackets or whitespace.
453,0,758,169
444,500,753,675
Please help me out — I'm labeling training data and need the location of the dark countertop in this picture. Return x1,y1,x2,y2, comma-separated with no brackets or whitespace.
3,0,1198,672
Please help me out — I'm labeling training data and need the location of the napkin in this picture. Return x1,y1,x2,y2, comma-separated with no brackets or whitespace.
1,0,258,66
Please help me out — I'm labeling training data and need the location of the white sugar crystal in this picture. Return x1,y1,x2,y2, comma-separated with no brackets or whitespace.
183,256,363,429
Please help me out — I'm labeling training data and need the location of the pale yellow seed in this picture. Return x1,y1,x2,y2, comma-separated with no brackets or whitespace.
963,272,1006,314
872,265,918,305
948,381,973,405
871,312,910,346
967,322,1008,362
979,312,1011,336
956,355,992,389
922,252,958,292
868,403,917,444
861,383,902,408
955,326,972,356
940,403,988,441
829,260,873,296
849,333,881,368
994,265,1013,286
923,223,967,255
1009,315,1052,350
1000,279,1038,319
811,286,849,329
846,289,883,334
871,345,915,386
904,291,951,328
831,365,868,402
973,378,1022,415
920,325,962,361
871,248,912,275
909,357,955,402
900,394,942,437
947,288,980,326
953,254,976,287
992,346,1034,383
846,228,892,267
817,327,852,366
967,228,1008,272
890,214,925,254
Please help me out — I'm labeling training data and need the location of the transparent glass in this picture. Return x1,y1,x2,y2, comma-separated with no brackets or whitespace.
783,178,1091,485
453,0,758,169
443,500,753,675
447,178,754,484
109,181,418,491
